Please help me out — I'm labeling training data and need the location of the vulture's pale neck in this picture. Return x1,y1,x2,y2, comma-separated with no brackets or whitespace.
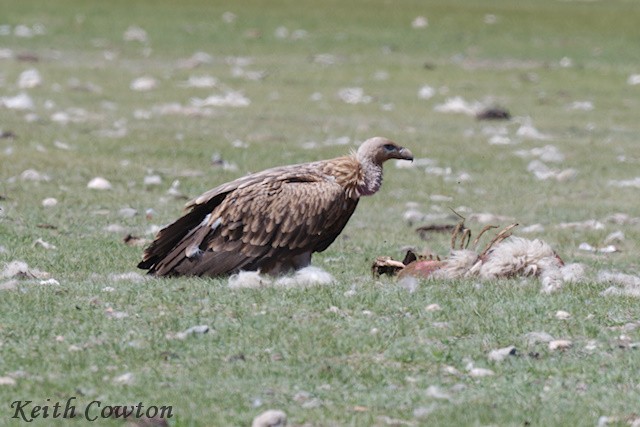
355,151,383,196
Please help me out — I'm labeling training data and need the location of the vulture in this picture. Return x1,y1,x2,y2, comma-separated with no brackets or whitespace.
138,136,413,277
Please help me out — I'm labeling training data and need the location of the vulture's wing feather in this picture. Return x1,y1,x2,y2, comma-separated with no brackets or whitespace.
139,164,358,276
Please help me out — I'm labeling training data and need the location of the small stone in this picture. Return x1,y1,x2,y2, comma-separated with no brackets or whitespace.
143,175,162,186
113,372,134,385
34,238,56,250
20,169,50,182
87,177,112,190
548,339,572,351
251,409,287,427
118,207,137,218
18,68,42,88
425,303,441,312
488,346,517,362
555,310,571,320
0,376,16,386
468,367,494,377
524,331,554,345
42,197,58,207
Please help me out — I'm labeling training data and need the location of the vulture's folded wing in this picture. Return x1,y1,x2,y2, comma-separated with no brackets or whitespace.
140,168,358,276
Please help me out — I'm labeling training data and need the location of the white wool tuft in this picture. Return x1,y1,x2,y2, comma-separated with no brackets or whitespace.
478,237,561,279
275,266,334,287
1,260,49,280
433,250,479,279
228,271,270,289
560,263,587,283
597,271,640,298
597,271,640,287
228,267,334,289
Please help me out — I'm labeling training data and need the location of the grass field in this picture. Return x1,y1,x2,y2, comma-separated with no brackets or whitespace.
2,0,640,425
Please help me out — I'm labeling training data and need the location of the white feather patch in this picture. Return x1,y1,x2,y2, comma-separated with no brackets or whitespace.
227,267,334,289
275,266,334,287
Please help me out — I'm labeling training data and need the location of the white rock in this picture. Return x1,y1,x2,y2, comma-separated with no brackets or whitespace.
0,376,16,386
468,367,494,377
555,310,571,320
568,101,594,111
548,339,572,351
87,177,112,190
34,238,56,250
130,76,157,91
251,409,287,427
113,372,134,385
434,96,482,115
1,92,34,110
123,26,147,42
191,91,250,107
488,346,516,362
118,207,137,218
18,69,42,89
412,16,428,29
39,278,60,286
42,197,58,207
524,331,554,345
425,304,441,312
425,385,451,400
183,325,209,335
627,74,640,85
337,87,371,104
20,169,50,182
1,261,49,280
143,174,162,186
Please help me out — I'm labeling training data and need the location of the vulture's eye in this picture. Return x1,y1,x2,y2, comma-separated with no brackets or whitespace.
383,144,396,151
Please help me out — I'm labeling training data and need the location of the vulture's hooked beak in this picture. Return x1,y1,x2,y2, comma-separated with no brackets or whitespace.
398,147,414,162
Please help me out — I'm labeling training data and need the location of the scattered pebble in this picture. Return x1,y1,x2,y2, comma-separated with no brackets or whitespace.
18,68,42,88
412,16,428,29
524,331,554,345
130,76,157,92
337,87,372,104
434,96,482,115
123,26,147,42
1,92,34,110
39,278,60,286
105,307,128,319
548,339,572,351
1,260,49,279
0,377,16,386
33,238,56,250
425,303,441,312
20,169,50,182
42,197,58,207
87,177,112,190
251,409,287,427
417,85,435,100
555,310,571,320
468,367,494,377
578,243,618,253
168,325,211,340
113,372,134,385
627,74,640,85
118,207,137,218
488,346,517,362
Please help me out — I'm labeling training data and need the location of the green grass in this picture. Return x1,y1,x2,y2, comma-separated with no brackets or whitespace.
1,0,640,425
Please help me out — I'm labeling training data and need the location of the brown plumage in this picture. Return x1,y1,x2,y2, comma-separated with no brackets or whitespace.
138,137,413,277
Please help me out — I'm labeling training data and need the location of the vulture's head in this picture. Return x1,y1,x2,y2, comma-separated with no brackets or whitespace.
356,137,414,166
